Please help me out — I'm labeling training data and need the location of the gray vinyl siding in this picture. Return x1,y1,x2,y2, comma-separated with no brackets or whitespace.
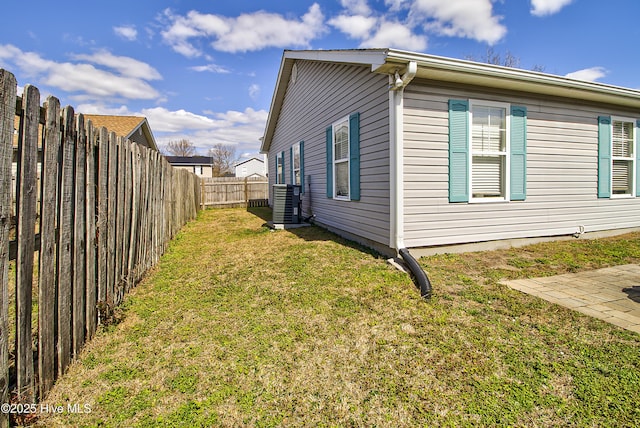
268,60,391,246
403,80,640,248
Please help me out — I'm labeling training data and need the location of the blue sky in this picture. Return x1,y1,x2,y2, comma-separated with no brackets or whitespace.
1,0,638,159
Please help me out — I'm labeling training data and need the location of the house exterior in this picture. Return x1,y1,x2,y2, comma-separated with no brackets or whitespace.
260,49,640,256
165,156,214,177
83,115,158,151
234,157,266,178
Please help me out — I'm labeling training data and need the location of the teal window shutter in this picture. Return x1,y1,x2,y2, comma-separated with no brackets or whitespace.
597,116,611,198
300,141,305,193
510,105,527,201
636,121,640,197
349,112,360,201
289,146,294,184
449,99,469,202
326,126,333,198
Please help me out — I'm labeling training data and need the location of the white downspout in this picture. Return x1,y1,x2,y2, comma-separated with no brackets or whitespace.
389,61,417,253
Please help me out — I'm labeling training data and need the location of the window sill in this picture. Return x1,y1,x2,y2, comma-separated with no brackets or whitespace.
469,197,510,204
610,194,636,199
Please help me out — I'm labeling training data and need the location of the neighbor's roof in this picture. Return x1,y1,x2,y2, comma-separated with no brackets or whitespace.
84,114,158,151
235,157,264,167
164,156,213,165
261,48,640,153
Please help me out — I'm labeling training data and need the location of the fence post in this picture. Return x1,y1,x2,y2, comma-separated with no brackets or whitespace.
0,69,16,428
200,176,204,210
244,177,249,207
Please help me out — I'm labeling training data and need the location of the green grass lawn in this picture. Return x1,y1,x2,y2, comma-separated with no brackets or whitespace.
36,208,640,427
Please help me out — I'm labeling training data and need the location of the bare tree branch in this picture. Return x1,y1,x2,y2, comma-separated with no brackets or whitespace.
208,143,238,177
164,139,196,157
465,48,541,72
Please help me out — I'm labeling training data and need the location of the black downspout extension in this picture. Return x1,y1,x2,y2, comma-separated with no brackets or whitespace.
398,248,432,300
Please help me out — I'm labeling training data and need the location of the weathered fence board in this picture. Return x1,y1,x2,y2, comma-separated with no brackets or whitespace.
0,69,200,414
0,70,15,428
73,114,87,358
15,84,39,404
38,95,60,398
106,131,116,308
57,106,74,378
85,121,97,341
97,126,108,313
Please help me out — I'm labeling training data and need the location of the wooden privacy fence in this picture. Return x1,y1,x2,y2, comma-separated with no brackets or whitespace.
200,176,268,208
0,69,200,423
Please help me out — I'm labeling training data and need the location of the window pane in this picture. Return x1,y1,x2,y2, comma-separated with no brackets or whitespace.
334,121,349,161
472,106,506,152
276,156,282,183
335,161,349,197
472,155,504,198
293,145,300,169
294,170,301,186
612,159,632,195
613,121,634,158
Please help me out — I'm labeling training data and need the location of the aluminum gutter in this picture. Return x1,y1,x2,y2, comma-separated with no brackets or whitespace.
379,48,640,109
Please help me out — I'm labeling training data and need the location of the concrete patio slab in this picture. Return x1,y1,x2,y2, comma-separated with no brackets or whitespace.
502,264,640,333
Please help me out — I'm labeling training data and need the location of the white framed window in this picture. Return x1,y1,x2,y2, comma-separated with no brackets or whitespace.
469,100,510,201
276,152,284,184
293,142,301,186
611,117,636,197
333,117,350,199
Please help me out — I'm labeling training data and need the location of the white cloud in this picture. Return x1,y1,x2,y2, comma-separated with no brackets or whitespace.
248,84,260,100
530,0,573,17
190,63,231,74
328,14,378,39
385,0,409,12
340,0,372,15
147,107,268,154
361,20,427,51
139,106,217,133
411,0,506,44
72,49,162,80
75,103,131,116
0,44,160,100
565,67,607,82
114,25,137,41
329,1,426,51
161,4,326,56
45,63,159,99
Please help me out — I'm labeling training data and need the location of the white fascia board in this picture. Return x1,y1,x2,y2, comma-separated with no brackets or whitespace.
283,49,388,70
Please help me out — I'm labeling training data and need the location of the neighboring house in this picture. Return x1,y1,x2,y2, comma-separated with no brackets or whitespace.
260,48,640,256
83,115,158,151
235,157,266,178
165,156,214,177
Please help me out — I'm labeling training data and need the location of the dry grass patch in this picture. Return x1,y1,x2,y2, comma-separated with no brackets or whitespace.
35,208,640,427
